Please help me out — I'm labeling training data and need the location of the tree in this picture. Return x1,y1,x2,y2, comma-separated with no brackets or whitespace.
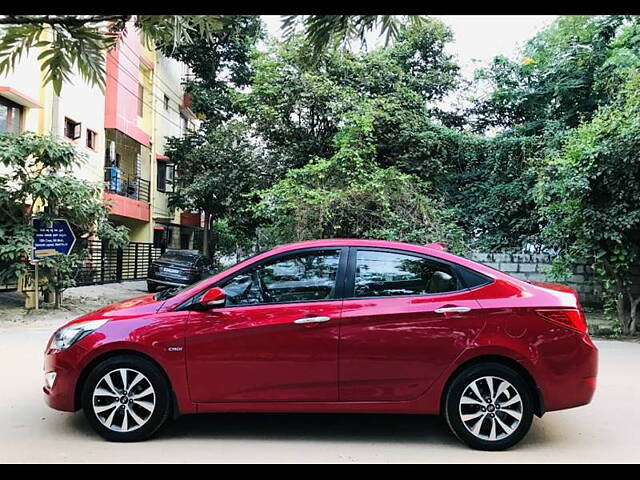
0,15,427,95
469,16,628,135
244,20,460,172
164,121,269,258
534,72,640,334
254,102,466,254
0,132,128,307
157,16,263,127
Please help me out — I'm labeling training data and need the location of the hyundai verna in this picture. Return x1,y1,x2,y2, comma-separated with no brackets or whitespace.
43,239,598,450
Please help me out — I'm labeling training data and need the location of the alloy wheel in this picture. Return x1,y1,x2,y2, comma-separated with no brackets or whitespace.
92,368,156,433
458,375,523,441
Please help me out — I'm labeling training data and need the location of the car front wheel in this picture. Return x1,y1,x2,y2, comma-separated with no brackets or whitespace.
444,362,534,451
81,355,172,442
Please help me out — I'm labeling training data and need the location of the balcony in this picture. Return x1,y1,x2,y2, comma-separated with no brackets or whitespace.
104,167,150,222
104,167,150,202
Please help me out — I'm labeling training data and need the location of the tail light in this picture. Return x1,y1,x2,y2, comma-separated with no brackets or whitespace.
183,268,199,274
536,308,588,333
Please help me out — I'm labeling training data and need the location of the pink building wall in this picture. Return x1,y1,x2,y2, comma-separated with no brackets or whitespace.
104,21,151,147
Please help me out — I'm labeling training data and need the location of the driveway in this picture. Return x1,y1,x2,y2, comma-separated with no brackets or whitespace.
0,317,637,463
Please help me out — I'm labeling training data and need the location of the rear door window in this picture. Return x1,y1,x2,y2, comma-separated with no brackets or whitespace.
352,250,461,297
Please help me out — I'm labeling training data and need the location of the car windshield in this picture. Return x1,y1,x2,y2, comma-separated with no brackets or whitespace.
158,251,198,265
153,276,210,301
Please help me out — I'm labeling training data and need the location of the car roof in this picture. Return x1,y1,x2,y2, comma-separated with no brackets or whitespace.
269,238,445,255
264,239,522,283
163,250,201,256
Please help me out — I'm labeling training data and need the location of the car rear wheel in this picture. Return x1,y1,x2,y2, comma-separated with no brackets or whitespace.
147,282,157,293
81,355,171,442
444,362,534,451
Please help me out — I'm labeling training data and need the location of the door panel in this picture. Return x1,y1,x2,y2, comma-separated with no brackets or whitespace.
185,247,346,403
186,302,341,402
338,248,485,402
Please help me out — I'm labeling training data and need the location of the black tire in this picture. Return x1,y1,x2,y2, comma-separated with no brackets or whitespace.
443,362,534,451
147,282,157,293
81,355,172,442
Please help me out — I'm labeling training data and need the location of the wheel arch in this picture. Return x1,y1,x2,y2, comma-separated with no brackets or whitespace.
440,354,545,417
74,349,180,418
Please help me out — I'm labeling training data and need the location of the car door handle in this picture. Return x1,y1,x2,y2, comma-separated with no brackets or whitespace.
434,307,472,314
293,316,331,324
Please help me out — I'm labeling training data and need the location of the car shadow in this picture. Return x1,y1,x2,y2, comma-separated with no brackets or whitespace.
67,409,553,449
160,412,460,446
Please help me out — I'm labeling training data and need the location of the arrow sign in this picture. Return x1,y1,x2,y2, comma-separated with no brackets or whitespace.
32,218,77,261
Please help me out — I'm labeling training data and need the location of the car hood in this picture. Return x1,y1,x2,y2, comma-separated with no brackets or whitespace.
64,294,163,327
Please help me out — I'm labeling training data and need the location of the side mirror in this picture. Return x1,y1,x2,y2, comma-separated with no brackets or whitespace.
199,287,226,308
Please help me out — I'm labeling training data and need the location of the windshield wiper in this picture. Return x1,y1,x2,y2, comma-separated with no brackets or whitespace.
153,287,180,301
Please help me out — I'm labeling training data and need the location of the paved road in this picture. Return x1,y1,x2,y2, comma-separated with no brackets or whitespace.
1,328,638,463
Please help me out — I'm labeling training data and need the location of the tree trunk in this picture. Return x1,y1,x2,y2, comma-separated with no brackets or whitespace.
629,293,640,335
616,292,630,335
54,289,62,309
202,212,210,257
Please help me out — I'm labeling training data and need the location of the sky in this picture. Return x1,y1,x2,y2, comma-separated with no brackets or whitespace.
261,15,558,80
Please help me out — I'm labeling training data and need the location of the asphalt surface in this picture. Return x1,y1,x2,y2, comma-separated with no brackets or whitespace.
0,328,637,463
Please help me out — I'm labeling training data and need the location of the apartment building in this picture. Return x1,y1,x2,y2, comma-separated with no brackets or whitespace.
0,20,202,285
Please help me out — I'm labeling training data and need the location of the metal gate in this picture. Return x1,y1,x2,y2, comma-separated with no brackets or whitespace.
76,240,165,286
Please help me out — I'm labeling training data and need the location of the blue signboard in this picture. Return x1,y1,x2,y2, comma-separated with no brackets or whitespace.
32,218,76,261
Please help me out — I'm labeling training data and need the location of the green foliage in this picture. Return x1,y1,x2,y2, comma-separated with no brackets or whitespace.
244,20,461,173
469,15,628,135
281,15,429,60
157,16,263,126
0,132,128,300
0,15,235,95
165,121,269,238
254,104,467,254
534,72,640,333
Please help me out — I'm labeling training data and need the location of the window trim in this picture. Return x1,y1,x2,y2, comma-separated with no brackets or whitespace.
137,83,144,117
64,116,82,141
86,128,97,151
343,247,491,300
175,247,349,311
0,96,24,133
157,160,175,192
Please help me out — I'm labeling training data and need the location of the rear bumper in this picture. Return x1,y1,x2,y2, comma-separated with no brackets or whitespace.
538,333,598,412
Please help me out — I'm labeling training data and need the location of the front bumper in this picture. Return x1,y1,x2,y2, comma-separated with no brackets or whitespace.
43,344,87,412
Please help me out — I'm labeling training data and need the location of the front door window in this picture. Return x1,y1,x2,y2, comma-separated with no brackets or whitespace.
219,249,342,305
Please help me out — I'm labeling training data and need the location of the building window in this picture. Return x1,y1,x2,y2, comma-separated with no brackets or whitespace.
64,117,81,140
153,228,165,249
86,129,97,150
0,97,23,133
180,113,189,137
157,160,175,193
137,83,144,117
163,94,169,111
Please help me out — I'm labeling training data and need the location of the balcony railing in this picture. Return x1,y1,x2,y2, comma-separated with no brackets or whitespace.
104,167,150,203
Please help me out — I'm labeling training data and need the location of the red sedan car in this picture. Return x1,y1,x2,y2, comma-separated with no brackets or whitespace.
43,239,598,450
